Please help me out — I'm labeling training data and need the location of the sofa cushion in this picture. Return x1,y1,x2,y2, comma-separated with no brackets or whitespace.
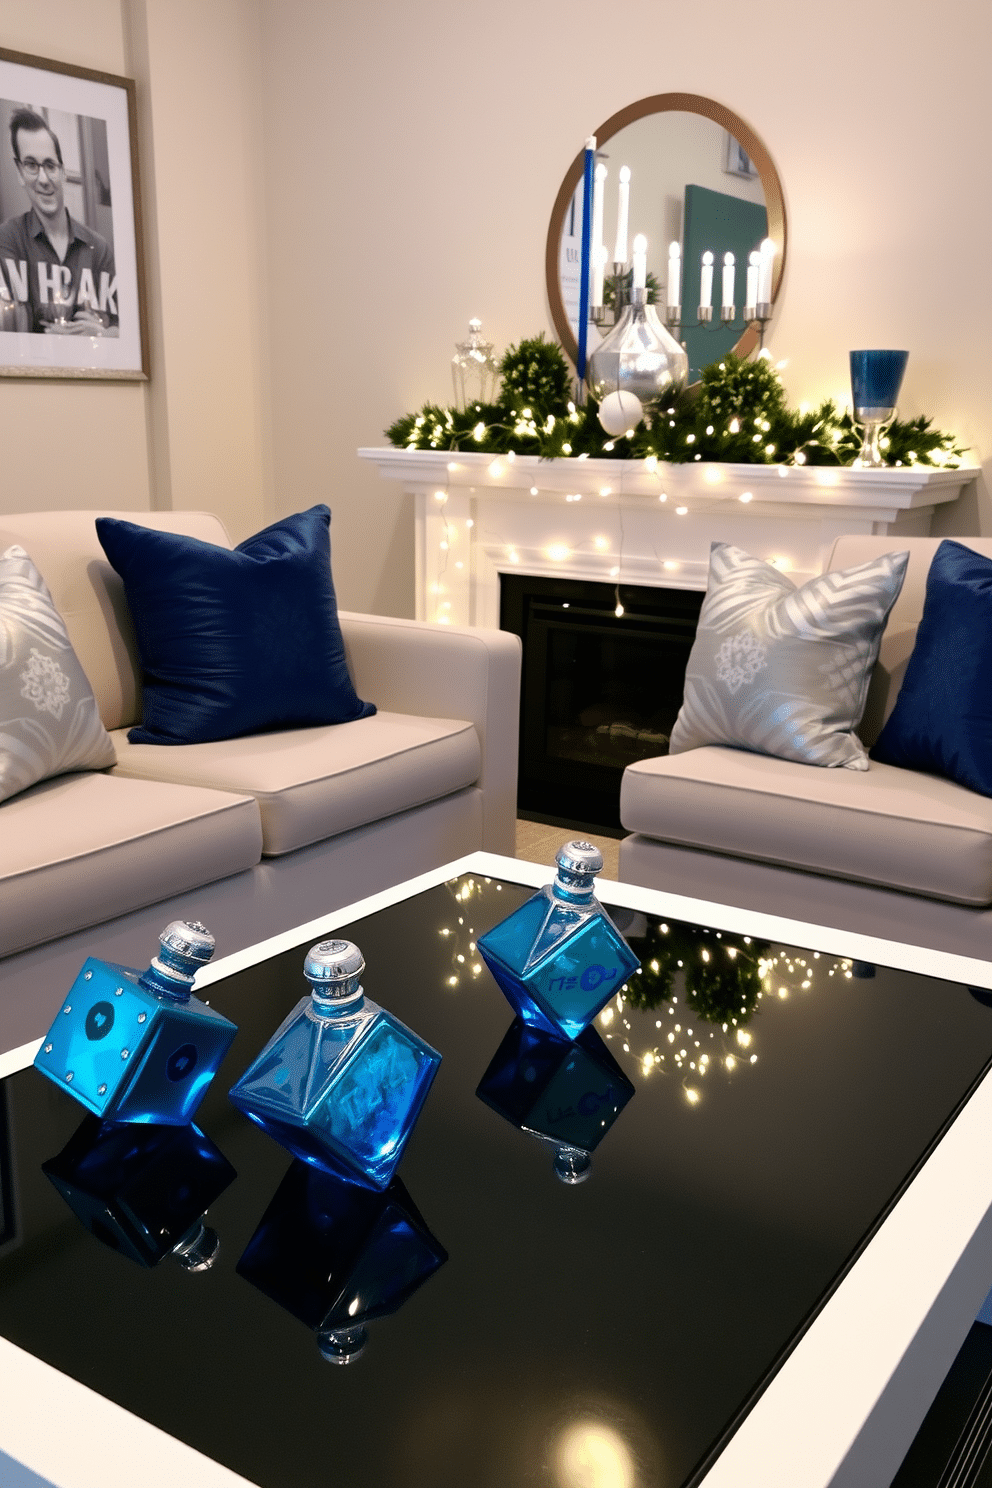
871,541,992,797
0,510,235,733
0,772,264,956
620,745,992,905
669,543,909,770
96,505,374,745
0,543,115,803
109,711,482,856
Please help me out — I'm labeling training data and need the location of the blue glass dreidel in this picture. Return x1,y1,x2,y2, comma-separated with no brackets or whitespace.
477,1017,635,1184
42,1116,236,1271
34,920,238,1125
477,841,640,1041
228,939,441,1190
237,1160,447,1363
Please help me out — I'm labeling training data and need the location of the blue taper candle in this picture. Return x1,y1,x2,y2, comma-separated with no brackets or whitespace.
576,136,595,384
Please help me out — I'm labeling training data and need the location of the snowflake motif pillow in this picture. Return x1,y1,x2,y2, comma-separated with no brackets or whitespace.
668,543,909,770
0,544,115,804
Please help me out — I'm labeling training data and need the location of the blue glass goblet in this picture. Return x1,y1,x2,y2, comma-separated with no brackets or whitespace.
850,349,909,469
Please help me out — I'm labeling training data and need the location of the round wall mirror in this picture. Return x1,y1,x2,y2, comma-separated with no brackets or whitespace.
545,94,787,384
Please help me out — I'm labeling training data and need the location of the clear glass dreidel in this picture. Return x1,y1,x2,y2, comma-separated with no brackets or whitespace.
477,1017,635,1184
42,1116,236,1271
237,1160,447,1364
33,921,238,1125
451,317,500,410
228,939,442,1190
477,841,641,1041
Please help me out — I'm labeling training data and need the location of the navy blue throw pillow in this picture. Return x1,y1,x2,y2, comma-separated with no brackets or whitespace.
96,506,375,745
871,540,992,796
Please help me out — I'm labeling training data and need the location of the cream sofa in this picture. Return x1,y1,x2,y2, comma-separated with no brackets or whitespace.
618,534,992,962
0,510,520,1049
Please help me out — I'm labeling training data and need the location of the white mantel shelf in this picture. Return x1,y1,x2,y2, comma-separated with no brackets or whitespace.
358,447,978,628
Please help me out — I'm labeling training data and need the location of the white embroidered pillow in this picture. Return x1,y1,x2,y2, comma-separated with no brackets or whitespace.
0,544,115,804
669,543,909,770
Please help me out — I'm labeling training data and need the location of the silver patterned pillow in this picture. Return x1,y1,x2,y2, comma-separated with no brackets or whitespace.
669,543,909,770
0,543,115,803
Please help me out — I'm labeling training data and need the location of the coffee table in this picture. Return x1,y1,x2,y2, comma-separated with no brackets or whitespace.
1,850,992,1488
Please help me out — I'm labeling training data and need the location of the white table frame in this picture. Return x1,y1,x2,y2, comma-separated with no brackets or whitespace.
2,851,991,1488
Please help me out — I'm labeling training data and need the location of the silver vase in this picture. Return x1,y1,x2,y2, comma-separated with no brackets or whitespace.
586,287,688,403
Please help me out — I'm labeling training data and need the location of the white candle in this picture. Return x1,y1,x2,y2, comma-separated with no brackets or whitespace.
699,250,714,309
745,250,760,311
632,233,647,292
614,166,631,265
722,251,735,310
667,241,681,310
592,162,606,273
592,243,607,308
757,237,776,305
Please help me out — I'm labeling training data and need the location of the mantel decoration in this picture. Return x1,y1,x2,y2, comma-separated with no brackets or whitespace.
386,334,966,471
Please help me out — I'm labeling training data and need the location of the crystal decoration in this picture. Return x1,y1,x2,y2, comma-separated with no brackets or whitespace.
451,318,500,409
477,1017,635,1183
586,287,688,405
42,1116,236,1270
476,841,641,1041
228,939,441,1190
238,1159,447,1363
33,921,238,1125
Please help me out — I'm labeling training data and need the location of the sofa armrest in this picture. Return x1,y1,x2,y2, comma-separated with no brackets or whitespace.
338,612,521,855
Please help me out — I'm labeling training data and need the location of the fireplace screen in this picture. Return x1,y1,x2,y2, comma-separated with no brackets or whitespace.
501,574,703,829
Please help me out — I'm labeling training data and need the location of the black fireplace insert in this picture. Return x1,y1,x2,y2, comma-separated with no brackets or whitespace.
501,573,703,830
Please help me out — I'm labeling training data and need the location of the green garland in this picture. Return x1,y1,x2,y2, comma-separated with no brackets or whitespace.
386,337,966,469
621,919,770,1029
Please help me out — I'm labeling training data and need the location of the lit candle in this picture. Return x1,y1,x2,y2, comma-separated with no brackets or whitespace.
592,162,607,274
632,233,647,292
699,250,714,309
667,241,681,311
614,166,631,264
592,243,607,308
757,237,776,305
722,251,735,310
745,250,760,312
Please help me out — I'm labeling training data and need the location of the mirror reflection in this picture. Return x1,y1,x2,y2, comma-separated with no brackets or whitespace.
547,95,786,384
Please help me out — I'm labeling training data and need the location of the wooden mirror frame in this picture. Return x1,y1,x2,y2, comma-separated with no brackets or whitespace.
545,94,787,372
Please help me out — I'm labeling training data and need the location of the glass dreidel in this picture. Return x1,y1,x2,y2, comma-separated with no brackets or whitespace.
477,1017,634,1184
33,921,237,1125
228,939,441,1190
237,1159,447,1364
477,841,640,1041
42,1116,236,1271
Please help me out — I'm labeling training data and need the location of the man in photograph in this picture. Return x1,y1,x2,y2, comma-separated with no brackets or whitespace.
0,108,117,334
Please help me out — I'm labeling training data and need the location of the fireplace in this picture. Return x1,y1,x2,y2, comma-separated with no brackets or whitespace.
501,574,703,830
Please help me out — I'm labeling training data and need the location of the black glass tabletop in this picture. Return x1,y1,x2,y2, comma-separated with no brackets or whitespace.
1,872,990,1488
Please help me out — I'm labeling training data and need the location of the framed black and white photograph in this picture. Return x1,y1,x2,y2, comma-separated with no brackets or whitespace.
0,47,147,379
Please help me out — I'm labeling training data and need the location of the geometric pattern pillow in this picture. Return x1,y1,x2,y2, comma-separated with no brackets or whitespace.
0,543,115,804
668,542,909,770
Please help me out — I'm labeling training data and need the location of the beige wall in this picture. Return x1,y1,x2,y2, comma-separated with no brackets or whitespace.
1,0,989,606
0,0,149,512
0,0,270,540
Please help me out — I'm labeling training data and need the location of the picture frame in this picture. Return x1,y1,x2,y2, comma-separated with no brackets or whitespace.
0,46,148,380
723,128,759,181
